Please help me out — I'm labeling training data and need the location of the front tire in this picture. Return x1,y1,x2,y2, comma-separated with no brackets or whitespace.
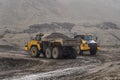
89,44,97,55
90,49,97,55
30,46,40,57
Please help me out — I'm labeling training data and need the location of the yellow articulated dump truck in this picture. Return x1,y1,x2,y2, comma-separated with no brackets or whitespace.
25,33,81,59
74,34,100,55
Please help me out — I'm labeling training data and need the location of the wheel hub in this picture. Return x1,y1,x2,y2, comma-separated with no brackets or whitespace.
32,50,35,55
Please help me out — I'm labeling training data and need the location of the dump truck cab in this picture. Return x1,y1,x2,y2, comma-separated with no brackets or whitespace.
25,33,43,50
24,33,44,57
74,34,100,55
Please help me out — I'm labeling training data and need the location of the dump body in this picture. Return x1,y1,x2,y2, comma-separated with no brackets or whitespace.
44,38,80,46
40,38,81,55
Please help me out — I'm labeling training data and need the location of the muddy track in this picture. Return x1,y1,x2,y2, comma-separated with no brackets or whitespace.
0,51,120,80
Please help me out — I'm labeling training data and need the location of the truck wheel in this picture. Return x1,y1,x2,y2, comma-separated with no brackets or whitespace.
43,52,46,58
90,49,97,55
45,48,52,59
89,46,97,55
52,47,63,59
30,46,40,57
79,50,83,55
76,46,81,55
68,48,77,59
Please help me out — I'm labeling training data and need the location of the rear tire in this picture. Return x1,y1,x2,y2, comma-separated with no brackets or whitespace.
30,46,40,57
68,48,77,59
52,47,63,59
45,47,52,59
79,50,83,55
42,52,46,58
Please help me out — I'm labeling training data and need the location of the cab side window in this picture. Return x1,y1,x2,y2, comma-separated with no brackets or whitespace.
36,35,41,41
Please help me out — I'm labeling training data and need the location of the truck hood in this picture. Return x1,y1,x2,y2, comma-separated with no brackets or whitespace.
87,40,97,44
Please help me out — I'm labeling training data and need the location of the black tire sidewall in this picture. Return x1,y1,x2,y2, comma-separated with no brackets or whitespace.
70,48,77,59
90,47,97,55
89,43,97,55
79,50,83,55
30,46,39,57
45,48,52,59
66,47,77,59
52,47,63,59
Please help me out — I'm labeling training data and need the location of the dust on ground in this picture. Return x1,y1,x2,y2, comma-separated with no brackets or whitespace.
0,49,119,80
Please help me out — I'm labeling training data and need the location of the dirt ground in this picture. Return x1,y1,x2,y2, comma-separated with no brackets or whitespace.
0,49,119,80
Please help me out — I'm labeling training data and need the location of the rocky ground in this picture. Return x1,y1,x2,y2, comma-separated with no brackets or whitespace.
0,47,119,80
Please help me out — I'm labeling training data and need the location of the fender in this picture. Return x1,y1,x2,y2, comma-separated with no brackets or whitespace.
27,40,41,51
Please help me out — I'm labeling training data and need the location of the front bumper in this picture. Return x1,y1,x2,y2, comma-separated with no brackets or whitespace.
81,46,100,51
80,44,100,51
81,46,90,51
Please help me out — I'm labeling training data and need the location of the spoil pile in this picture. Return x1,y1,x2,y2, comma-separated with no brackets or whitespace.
44,33,70,39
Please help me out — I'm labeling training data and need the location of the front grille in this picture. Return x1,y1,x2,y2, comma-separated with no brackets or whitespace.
88,43,97,47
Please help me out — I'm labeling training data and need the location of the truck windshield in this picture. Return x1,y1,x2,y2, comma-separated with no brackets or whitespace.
84,35,93,41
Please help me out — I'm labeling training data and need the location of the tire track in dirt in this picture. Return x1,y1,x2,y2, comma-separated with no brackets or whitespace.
1,51,120,80
3,62,119,80
3,64,97,80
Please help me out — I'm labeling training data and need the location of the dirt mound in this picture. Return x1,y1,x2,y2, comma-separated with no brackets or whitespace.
24,22,74,33
81,22,119,30
45,33,70,39
96,22,119,30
